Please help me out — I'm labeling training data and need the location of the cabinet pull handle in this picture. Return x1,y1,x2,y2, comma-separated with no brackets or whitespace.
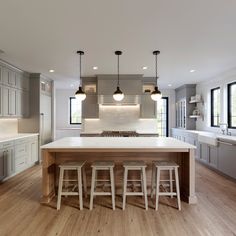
218,141,235,146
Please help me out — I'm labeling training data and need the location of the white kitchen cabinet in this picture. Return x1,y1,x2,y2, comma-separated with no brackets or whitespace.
0,66,2,84
16,73,29,90
0,150,7,181
29,137,39,163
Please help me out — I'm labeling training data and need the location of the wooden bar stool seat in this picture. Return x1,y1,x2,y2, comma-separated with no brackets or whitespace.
122,160,148,210
151,160,181,211
90,161,115,210
57,161,87,210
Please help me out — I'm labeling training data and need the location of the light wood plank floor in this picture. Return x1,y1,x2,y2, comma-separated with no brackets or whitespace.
1,163,236,236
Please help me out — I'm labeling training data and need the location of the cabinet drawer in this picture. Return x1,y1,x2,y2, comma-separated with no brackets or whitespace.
14,138,29,145
15,156,26,172
15,144,28,158
2,141,14,149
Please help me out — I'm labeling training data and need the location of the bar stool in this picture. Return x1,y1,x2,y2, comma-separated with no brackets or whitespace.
90,161,115,210
57,161,87,210
122,161,148,210
151,161,181,211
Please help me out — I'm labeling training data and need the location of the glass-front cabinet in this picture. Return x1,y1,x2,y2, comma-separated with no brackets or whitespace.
176,99,186,128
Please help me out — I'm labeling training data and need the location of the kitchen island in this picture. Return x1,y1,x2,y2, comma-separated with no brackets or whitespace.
41,137,197,204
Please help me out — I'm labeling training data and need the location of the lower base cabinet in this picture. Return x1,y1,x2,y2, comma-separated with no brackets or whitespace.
0,135,39,181
218,142,236,179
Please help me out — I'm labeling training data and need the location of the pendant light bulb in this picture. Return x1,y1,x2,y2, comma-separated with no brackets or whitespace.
151,50,162,101
151,86,162,101
113,86,124,101
75,86,86,101
75,51,86,101
113,51,124,101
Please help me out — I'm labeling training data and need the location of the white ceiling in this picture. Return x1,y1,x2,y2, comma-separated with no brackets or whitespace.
0,0,236,89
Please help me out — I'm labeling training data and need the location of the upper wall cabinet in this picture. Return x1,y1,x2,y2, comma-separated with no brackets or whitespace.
0,64,30,118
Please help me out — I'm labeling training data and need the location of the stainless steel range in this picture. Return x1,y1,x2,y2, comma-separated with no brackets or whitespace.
101,131,139,137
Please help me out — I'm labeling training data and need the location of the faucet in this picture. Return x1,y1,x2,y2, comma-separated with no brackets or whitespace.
219,123,231,136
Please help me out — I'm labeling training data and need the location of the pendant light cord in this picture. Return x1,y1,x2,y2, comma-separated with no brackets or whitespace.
155,53,158,87
117,54,120,87
79,53,82,87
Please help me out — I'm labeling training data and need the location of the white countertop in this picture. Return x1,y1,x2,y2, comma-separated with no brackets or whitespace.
0,133,39,143
41,137,195,150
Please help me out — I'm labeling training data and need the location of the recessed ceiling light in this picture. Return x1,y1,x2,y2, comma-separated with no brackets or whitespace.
49,69,55,73
142,66,148,70
190,69,196,73
168,84,172,87
93,66,98,70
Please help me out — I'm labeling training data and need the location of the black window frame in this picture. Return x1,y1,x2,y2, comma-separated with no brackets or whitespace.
210,87,221,127
69,97,82,125
156,97,169,137
227,81,236,129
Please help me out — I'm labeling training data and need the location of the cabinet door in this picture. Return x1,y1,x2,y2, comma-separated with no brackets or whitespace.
2,87,17,116
9,88,17,116
208,145,218,169
2,86,9,116
0,150,7,181
199,143,209,163
0,86,2,116
82,94,99,118
17,90,29,117
0,66,2,84
2,67,10,85
30,139,38,163
6,148,15,176
140,95,156,118
218,142,236,179
9,71,17,87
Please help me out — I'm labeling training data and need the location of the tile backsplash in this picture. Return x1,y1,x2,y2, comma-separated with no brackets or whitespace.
0,119,18,136
83,105,158,133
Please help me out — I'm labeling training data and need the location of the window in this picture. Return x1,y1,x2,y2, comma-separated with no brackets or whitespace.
228,82,236,128
211,87,220,127
70,97,82,124
156,97,168,137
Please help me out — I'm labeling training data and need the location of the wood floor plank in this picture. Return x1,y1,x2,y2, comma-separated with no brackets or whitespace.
0,163,236,236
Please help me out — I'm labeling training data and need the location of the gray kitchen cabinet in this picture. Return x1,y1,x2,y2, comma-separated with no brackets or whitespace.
2,68,17,88
2,86,17,116
29,137,39,164
199,143,209,164
208,145,218,169
0,150,7,181
16,90,29,117
218,140,236,179
5,147,15,176
0,66,2,84
16,73,29,91
140,94,156,118
82,94,99,118
0,86,2,116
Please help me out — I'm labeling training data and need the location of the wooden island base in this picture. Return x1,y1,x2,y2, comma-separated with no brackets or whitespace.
42,148,197,205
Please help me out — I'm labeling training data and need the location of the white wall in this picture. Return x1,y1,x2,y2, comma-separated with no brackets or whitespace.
196,67,236,135
55,89,81,139
0,119,18,136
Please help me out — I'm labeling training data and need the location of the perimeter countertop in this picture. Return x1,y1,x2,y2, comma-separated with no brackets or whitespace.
0,133,39,143
41,137,196,150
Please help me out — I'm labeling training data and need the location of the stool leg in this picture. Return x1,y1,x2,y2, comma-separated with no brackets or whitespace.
90,168,96,210
110,167,115,210
151,164,156,199
77,168,83,210
175,167,181,211
94,170,98,199
169,169,173,198
155,168,160,211
142,167,148,210
122,168,128,210
141,170,144,197
57,168,64,210
64,169,69,198
82,167,87,198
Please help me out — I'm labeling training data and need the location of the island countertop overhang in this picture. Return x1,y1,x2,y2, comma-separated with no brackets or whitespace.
41,137,196,151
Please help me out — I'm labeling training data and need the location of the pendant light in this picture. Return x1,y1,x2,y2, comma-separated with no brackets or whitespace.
113,51,124,101
75,50,86,101
151,50,162,101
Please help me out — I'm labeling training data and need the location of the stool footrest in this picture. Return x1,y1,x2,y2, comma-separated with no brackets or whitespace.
93,192,112,196
125,192,144,196
61,192,79,196
158,192,177,196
